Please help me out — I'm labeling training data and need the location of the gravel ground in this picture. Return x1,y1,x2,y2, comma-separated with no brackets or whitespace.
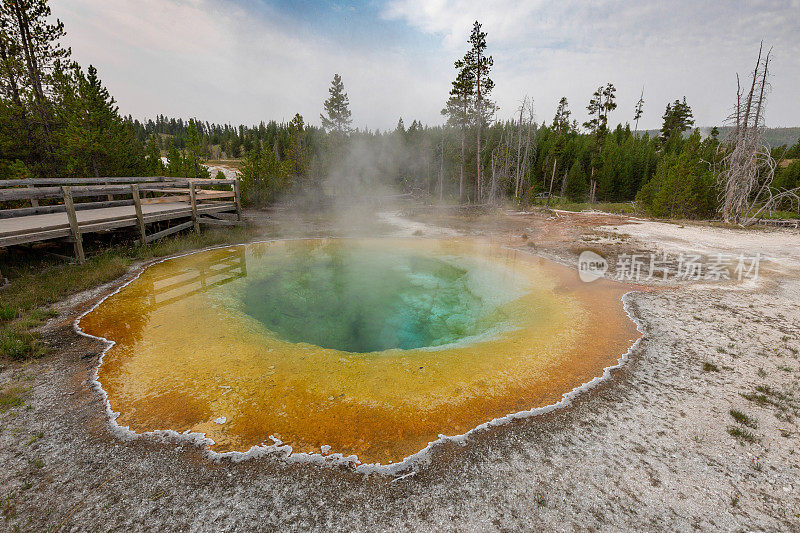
1,208,798,532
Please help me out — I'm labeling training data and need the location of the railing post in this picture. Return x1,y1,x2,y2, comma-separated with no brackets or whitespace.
61,186,85,264
131,184,146,244
233,179,242,221
188,180,200,233
27,184,39,208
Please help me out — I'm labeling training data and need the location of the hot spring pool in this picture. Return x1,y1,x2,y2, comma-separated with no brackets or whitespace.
79,238,640,465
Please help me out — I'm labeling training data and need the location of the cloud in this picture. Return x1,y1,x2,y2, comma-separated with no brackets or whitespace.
57,0,449,129
56,0,800,131
384,0,800,129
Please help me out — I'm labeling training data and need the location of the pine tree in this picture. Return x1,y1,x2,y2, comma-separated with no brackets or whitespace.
783,137,800,159
660,97,694,144
774,159,800,192
320,73,352,134
287,113,308,176
54,64,143,177
564,160,588,201
601,83,617,127
239,142,289,206
582,83,615,202
636,131,716,218
584,83,616,137
442,58,474,203
583,87,603,134
0,0,71,174
144,134,163,175
165,141,183,177
462,21,494,202
185,119,208,179
552,97,571,134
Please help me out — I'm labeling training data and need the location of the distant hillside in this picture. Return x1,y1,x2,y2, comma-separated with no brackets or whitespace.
639,127,800,147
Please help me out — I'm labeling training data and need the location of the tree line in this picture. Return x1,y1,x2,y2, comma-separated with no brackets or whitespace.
1,2,798,219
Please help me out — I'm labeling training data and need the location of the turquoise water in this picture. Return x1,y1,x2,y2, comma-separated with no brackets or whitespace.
241,241,519,353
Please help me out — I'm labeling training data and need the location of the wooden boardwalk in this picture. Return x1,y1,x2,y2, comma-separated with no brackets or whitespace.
0,177,241,263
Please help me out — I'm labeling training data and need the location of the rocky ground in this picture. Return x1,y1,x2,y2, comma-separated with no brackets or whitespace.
1,206,798,532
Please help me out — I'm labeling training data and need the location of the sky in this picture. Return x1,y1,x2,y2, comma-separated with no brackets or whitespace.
56,0,800,131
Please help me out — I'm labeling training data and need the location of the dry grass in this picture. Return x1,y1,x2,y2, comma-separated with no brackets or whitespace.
0,384,27,412
0,226,256,361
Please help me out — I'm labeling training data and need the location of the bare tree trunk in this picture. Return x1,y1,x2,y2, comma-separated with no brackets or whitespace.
504,122,512,186
11,1,45,105
489,151,496,204
0,39,24,110
741,45,763,140
9,0,54,160
439,136,444,203
476,123,482,203
459,124,465,204
546,158,557,206
476,61,482,204
0,36,33,148
521,110,533,198
715,43,796,224
514,99,525,198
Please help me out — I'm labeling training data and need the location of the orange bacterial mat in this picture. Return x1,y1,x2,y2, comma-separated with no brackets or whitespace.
79,238,640,465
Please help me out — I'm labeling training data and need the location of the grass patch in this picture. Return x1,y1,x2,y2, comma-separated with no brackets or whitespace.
0,304,15,322
749,209,800,220
703,362,720,372
0,329,45,360
1,491,17,520
727,426,758,443
0,385,26,412
741,385,800,415
532,492,547,507
729,409,758,429
0,225,256,361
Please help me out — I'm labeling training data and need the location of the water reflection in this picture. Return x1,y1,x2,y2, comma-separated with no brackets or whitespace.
147,246,247,310
83,247,246,350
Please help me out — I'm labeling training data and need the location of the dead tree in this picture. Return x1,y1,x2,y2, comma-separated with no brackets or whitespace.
514,98,535,199
514,99,525,197
439,135,445,203
716,43,800,224
489,121,512,205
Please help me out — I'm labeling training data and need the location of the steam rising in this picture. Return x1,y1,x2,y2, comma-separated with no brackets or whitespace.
281,132,435,236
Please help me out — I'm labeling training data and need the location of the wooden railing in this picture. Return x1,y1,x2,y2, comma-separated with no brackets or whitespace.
0,176,242,263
